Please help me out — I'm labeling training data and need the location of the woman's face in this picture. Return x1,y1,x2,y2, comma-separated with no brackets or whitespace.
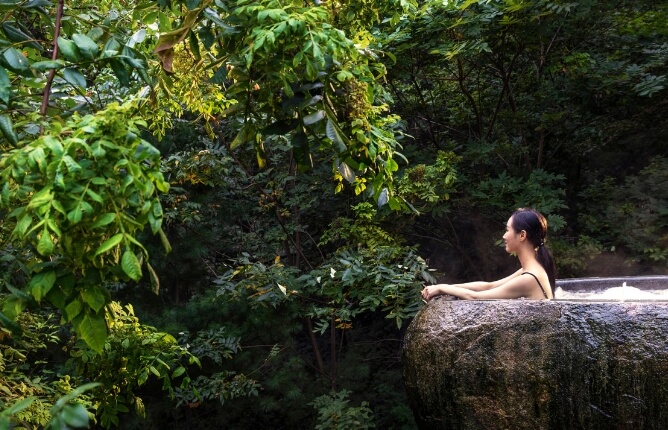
503,216,521,253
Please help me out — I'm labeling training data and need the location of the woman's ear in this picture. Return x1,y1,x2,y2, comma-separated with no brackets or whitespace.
520,230,527,241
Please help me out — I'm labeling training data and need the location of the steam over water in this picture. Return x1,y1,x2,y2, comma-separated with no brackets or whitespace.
555,282,667,300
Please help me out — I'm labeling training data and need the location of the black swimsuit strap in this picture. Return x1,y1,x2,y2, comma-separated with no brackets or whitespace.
521,272,549,299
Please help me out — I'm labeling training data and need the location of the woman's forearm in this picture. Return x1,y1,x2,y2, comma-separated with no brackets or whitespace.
424,284,477,300
452,281,492,291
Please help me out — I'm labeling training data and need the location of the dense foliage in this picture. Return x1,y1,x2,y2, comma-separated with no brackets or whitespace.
1,0,666,428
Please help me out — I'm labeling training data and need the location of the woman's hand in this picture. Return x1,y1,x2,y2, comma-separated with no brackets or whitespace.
422,285,445,301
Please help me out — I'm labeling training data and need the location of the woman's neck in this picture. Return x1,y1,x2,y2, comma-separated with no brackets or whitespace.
517,246,538,270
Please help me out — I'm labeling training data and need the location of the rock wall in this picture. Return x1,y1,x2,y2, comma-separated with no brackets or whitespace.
403,298,668,430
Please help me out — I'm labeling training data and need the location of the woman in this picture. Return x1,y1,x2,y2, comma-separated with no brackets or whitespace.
422,208,556,301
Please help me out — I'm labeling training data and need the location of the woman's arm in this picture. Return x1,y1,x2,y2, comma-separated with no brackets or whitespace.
448,269,523,292
423,268,523,295
422,269,531,301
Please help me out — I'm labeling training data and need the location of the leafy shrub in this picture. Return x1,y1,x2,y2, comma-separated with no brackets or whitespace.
311,390,375,430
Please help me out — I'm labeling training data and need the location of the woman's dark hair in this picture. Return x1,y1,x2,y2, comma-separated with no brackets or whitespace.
511,208,557,291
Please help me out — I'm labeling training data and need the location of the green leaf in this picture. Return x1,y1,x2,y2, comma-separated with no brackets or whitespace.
92,212,116,228
13,213,33,238
51,382,100,412
172,366,186,378
67,204,83,224
95,233,123,255
2,398,35,416
91,176,106,185
37,230,54,256
82,285,107,313
2,47,29,72
2,295,27,321
148,207,161,234
76,311,107,353
337,160,356,184
255,140,266,169
28,185,53,208
57,37,82,62
291,132,312,173
46,218,62,236
50,200,65,215
22,0,52,8
0,114,19,146
63,67,87,89
138,369,149,386
103,37,121,54
73,33,99,60
303,110,325,125
0,66,9,103
188,30,201,60
85,188,104,204
147,261,160,294
230,123,257,149
158,228,172,253
46,281,70,309
121,249,142,281
109,58,130,87
62,155,82,172
41,137,63,158
65,299,83,321
29,270,57,302
60,403,90,428
87,27,104,42
31,60,64,72
2,21,43,51
1,181,9,206
326,118,347,152
263,120,296,135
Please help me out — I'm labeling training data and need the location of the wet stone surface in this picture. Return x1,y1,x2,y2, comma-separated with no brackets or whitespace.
403,292,668,430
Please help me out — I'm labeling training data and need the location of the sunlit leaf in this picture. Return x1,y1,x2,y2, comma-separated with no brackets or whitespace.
67,204,83,224
336,160,356,184
95,233,123,255
303,110,325,125
28,186,52,208
86,188,104,204
29,270,57,302
65,299,83,322
325,118,347,152
378,188,389,208
147,261,160,294
92,212,116,228
76,311,107,353
37,230,54,256
121,249,142,281
172,366,186,378
230,123,256,149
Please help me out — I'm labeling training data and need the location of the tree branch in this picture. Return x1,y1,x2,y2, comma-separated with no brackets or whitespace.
40,0,65,119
